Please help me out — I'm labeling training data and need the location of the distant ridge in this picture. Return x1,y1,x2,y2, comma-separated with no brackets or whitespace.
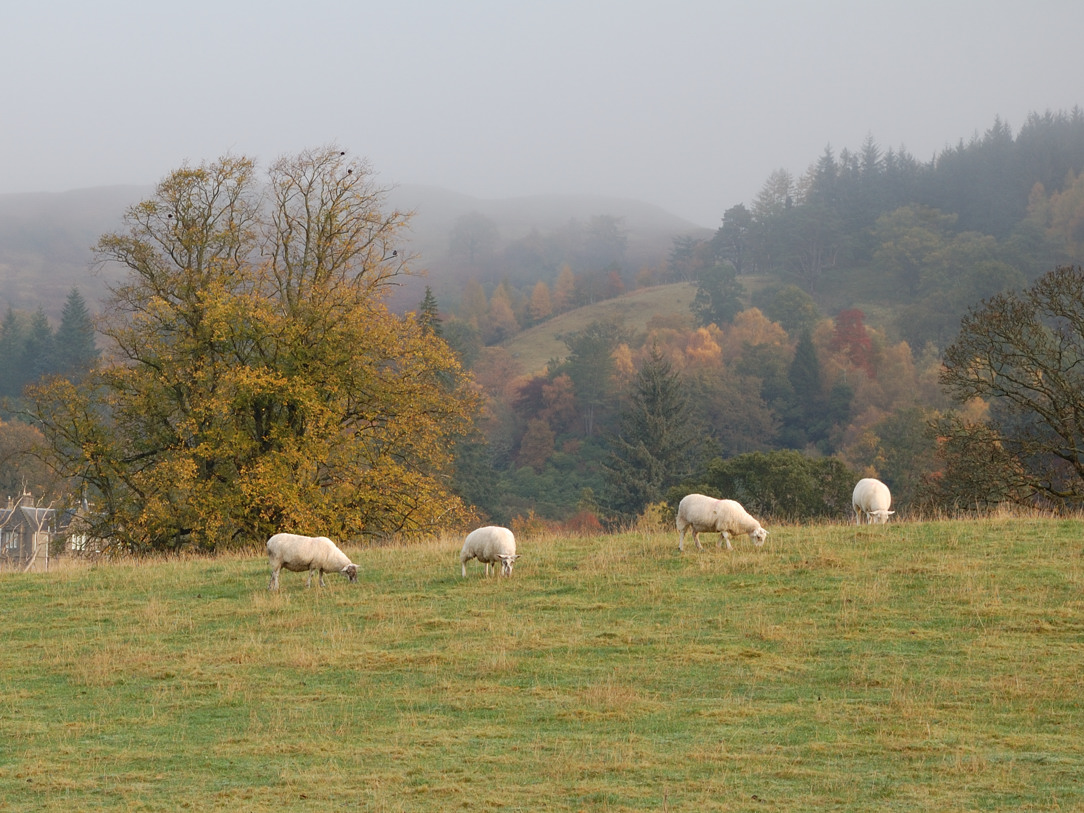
0,184,708,319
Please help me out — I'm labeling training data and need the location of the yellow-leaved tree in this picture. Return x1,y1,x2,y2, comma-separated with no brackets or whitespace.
28,148,481,552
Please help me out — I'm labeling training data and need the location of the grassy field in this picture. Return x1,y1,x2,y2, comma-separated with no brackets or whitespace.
2,517,1083,811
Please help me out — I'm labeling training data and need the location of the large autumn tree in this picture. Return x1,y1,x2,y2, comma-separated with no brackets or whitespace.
938,265,1084,508
27,148,480,552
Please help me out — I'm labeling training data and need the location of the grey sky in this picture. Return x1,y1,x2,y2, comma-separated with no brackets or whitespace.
3,0,1082,227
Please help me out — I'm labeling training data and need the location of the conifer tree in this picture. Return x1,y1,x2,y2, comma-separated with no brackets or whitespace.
53,288,99,379
0,309,27,399
20,308,55,389
417,285,442,336
604,344,696,519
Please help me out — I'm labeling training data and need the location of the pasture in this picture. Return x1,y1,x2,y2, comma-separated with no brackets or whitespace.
1,517,1082,811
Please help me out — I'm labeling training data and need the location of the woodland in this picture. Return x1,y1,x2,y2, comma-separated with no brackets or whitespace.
429,109,1084,527
3,109,1084,546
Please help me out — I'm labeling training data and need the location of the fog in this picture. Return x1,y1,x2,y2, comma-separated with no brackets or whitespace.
3,0,1082,227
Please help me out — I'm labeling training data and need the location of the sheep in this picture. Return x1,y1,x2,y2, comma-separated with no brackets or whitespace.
266,532,359,591
460,526,519,577
852,478,895,524
676,494,768,552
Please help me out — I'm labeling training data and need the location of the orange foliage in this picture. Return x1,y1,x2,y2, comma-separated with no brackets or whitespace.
717,308,791,360
684,326,724,367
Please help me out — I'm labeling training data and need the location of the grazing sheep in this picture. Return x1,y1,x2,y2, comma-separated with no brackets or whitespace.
460,526,519,577
676,494,768,552
266,532,359,591
852,478,895,524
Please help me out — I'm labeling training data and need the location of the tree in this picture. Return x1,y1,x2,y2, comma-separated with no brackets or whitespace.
681,450,856,521
713,204,754,276
757,284,821,336
416,285,443,336
781,203,842,294
603,345,696,518
517,418,556,473
0,309,29,399
580,215,627,271
829,309,874,377
557,319,628,437
0,418,61,501
27,148,480,552
691,263,745,327
485,282,519,343
527,280,553,323
939,265,1084,507
779,331,851,452
553,263,576,312
448,211,499,268
872,205,956,296
53,288,99,379
16,309,56,395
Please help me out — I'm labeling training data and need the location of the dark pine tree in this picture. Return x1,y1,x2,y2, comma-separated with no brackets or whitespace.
778,330,824,448
0,309,26,399
604,344,697,520
20,308,56,390
417,285,443,336
779,330,851,452
53,288,99,379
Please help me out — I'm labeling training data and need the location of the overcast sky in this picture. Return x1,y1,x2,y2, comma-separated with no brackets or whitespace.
3,1,1083,227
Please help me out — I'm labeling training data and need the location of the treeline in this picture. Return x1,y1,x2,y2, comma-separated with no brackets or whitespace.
0,288,98,402
444,298,947,526
443,109,1084,358
438,108,1084,526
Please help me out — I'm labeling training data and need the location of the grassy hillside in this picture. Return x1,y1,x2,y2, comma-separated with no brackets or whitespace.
2,517,1082,811
502,282,699,374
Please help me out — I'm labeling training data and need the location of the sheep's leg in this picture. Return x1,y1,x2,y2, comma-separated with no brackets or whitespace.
306,569,314,588
719,531,733,550
693,530,704,551
269,567,280,591
678,527,686,552
319,571,327,587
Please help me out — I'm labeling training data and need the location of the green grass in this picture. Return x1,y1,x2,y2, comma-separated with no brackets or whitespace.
2,518,1083,811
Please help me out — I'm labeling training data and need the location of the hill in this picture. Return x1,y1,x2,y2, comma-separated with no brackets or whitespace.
2,517,1081,809
501,281,698,374
0,183,707,321
0,186,145,319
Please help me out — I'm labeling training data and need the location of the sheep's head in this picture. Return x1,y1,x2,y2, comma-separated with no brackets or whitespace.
498,554,520,576
752,527,768,547
870,510,895,524
341,564,359,582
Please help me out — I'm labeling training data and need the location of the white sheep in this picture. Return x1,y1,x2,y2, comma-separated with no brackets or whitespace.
852,478,895,524
460,526,519,577
676,494,768,552
266,532,359,591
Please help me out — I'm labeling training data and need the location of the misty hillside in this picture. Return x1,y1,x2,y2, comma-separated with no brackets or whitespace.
0,186,146,320
383,185,708,312
0,183,706,320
